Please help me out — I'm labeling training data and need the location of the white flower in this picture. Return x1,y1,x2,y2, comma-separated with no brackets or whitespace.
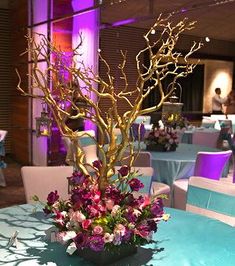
111,205,120,216
103,233,114,243
56,231,77,244
66,242,77,255
133,209,141,217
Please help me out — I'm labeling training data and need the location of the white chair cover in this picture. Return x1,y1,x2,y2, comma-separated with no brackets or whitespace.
21,166,73,203
186,176,235,226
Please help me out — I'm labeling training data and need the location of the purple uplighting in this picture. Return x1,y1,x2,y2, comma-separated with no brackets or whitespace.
72,0,99,132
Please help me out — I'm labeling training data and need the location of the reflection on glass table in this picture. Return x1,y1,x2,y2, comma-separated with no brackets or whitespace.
0,204,235,266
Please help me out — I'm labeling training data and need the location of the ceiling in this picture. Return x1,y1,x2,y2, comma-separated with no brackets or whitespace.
100,0,235,43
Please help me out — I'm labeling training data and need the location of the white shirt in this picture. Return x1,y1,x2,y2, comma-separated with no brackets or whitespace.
212,94,227,112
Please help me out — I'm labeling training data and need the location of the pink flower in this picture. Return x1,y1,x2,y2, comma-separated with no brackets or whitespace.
55,211,66,226
93,225,103,235
114,224,126,236
140,195,151,210
69,210,86,223
154,132,159,138
105,199,114,210
82,219,92,230
92,190,101,204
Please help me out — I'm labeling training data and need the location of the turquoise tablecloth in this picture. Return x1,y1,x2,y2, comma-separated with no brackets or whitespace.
0,204,235,265
149,143,223,185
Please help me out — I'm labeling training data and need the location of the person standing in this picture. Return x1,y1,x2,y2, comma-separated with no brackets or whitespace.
211,87,227,114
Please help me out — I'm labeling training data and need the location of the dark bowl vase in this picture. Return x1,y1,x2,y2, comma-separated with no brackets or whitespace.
77,244,137,265
146,143,176,152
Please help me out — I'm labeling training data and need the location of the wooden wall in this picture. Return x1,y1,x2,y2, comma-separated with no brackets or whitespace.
0,8,11,153
9,0,29,164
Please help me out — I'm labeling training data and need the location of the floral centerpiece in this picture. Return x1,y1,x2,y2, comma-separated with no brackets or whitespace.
145,126,179,151
38,162,169,264
17,13,202,265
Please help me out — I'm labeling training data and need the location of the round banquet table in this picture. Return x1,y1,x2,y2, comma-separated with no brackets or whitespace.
181,127,220,144
149,143,225,185
0,204,235,266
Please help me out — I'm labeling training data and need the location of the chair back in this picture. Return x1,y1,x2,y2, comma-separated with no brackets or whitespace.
0,130,8,142
192,130,220,148
0,130,8,157
194,150,232,180
201,117,216,128
21,166,73,203
186,176,235,226
63,130,98,166
134,116,151,125
114,166,153,194
121,151,152,167
77,130,98,165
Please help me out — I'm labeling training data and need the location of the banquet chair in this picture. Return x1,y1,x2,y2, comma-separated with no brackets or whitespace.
0,130,8,187
192,130,221,148
21,166,73,203
63,130,98,166
173,150,232,210
186,176,235,226
201,117,216,128
134,115,151,125
121,151,171,206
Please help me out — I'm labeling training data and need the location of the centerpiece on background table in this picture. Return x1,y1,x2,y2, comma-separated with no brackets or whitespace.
17,13,202,265
145,125,179,152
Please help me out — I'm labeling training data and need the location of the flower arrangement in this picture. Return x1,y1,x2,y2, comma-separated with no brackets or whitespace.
40,162,169,255
145,126,179,151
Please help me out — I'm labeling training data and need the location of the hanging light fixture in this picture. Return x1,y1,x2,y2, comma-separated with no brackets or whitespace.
35,102,52,137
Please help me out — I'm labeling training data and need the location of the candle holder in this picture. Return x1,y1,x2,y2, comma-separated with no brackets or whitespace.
35,103,52,137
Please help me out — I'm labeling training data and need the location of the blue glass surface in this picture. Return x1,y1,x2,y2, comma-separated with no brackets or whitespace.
1,204,235,265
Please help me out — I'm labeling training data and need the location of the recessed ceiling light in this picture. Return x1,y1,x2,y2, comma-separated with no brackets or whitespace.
151,29,156,35
205,37,210,42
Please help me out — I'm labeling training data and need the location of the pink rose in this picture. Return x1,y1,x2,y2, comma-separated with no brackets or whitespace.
105,199,114,210
70,210,86,223
93,225,103,235
82,219,92,230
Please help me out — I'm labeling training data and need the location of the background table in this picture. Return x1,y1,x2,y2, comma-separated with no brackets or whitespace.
181,127,220,144
149,143,223,185
0,204,235,265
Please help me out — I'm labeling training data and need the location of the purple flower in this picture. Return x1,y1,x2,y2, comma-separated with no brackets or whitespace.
125,207,138,223
128,178,144,192
104,185,122,204
92,160,102,170
122,229,133,242
88,236,105,252
118,165,129,177
68,171,85,185
47,190,59,205
150,198,164,217
74,233,88,250
147,220,157,232
126,194,144,208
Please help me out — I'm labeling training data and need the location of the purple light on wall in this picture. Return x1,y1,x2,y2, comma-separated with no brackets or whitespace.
72,0,99,132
